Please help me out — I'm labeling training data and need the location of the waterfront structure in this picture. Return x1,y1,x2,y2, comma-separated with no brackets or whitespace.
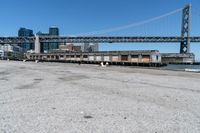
18,28,34,51
0,4,199,63
161,53,195,64
26,50,162,66
0,4,194,55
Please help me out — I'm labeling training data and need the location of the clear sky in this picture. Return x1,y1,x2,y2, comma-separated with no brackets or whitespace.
0,0,200,60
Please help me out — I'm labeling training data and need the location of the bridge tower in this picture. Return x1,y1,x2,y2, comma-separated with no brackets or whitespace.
180,4,191,54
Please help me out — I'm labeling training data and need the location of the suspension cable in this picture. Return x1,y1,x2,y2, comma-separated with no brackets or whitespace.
75,8,183,36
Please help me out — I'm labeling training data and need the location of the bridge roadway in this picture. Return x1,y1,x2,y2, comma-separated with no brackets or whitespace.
0,36,200,44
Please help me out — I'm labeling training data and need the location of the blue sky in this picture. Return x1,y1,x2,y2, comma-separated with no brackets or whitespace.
0,0,200,60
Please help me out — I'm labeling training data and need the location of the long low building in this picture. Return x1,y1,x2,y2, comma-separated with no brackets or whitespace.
26,50,164,66
161,53,195,64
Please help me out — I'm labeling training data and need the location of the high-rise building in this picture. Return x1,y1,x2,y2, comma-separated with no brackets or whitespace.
37,27,60,53
18,28,34,37
49,27,59,50
49,27,59,36
18,28,34,51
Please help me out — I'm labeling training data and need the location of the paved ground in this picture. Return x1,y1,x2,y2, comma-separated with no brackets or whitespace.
0,61,200,133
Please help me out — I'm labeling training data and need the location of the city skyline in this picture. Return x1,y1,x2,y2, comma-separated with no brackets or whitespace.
0,0,200,59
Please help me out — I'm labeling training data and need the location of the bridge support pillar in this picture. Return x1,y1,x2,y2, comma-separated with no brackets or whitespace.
180,4,191,54
35,35,41,54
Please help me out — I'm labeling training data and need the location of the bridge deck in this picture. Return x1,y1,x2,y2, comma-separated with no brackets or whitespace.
0,36,200,44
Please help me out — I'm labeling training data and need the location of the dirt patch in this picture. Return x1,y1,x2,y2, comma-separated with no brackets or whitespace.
58,75,88,81
19,67,26,69
0,78,8,81
84,115,93,119
0,71,9,76
34,78,43,81
15,79,43,89
15,82,36,90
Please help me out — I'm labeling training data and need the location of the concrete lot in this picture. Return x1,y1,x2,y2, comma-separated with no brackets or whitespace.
0,61,200,133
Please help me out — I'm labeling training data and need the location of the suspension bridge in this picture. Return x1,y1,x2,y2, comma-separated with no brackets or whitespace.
0,4,200,54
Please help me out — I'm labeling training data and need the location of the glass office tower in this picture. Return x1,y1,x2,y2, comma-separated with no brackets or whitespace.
49,27,59,36
37,27,60,53
49,27,59,50
18,28,34,51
